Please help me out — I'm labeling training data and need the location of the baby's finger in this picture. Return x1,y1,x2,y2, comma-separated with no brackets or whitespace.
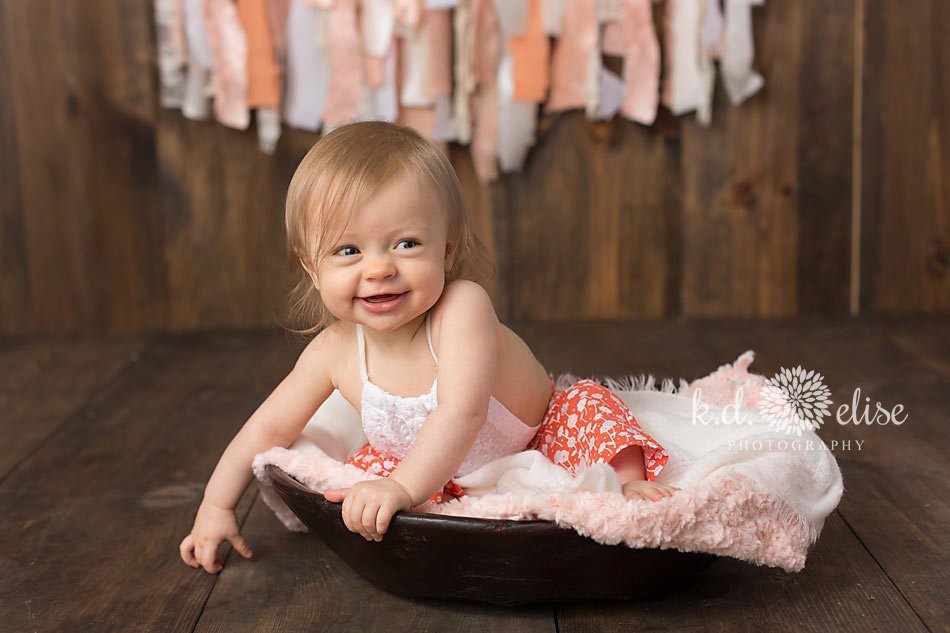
348,497,367,537
228,534,253,559
179,535,198,567
324,488,348,503
362,501,381,541
198,541,221,574
376,503,395,537
340,497,354,533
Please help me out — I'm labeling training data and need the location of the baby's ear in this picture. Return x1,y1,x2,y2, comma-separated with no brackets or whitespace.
300,259,320,290
444,242,454,272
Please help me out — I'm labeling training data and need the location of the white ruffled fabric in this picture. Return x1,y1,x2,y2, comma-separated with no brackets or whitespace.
360,377,541,478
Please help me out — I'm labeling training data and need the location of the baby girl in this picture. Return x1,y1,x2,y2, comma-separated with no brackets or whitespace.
179,121,677,575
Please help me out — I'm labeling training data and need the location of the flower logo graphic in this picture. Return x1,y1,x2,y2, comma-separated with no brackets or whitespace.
757,366,833,436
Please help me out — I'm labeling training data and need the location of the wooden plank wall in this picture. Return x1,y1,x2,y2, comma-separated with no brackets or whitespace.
0,0,946,334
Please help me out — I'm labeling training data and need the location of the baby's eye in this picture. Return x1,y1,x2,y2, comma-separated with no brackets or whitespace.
334,246,359,256
395,239,419,250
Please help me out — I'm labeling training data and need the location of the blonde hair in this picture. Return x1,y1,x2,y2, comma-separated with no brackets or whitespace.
281,121,496,337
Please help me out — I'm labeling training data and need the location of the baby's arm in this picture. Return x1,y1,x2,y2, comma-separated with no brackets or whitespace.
389,281,500,505
180,327,338,572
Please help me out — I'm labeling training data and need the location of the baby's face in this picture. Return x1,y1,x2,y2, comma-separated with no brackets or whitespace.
312,171,452,332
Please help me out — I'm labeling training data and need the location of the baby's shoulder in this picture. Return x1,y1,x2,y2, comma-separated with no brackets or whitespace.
304,319,350,350
431,279,495,324
296,321,351,377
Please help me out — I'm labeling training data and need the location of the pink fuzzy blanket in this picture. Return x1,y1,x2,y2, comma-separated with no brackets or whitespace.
252,351,844,573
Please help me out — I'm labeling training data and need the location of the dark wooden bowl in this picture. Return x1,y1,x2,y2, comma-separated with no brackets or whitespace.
266,464,718,605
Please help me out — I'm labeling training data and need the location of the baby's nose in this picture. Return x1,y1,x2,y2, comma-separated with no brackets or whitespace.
364,258,396,280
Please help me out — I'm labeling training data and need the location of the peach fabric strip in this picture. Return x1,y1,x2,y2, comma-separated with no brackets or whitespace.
395,32,436,139
619,0,661,125
266,0,290,63
398,11,429,107
397,106,438,138
508,0,549,102
660,0,705,115
359,0,397,122
544,0,597,113
361,0,395,97
204,0,250,129
394,0,423,30
470,0,501,183
367,8,400,121
364,55,386,89
452,0,475,144
494,0,537,172
427,8,455,142
426,9,453,98
319,0,364,129
237,0,282,109
602,17,625,57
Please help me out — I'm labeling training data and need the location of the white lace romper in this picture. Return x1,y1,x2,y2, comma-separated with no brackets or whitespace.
356,312,541,478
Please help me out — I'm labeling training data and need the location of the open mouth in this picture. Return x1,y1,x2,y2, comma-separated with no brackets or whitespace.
360,292,405,303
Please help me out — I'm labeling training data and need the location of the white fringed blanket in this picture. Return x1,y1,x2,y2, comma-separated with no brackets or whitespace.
253,351,844,572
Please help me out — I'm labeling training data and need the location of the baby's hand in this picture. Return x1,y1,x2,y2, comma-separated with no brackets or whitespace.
179,500,253,574
324,479,414,542
621,479,680,502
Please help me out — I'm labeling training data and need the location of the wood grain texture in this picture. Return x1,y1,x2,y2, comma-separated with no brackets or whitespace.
557,513,926,633
193,500,557,633
0,4,28,330
0,333,302,632
0,334,151,480
507,112,681,320
679,0,856,317
1,0,167,333
157,112,289,330
861,0,950,313
796,0,855,314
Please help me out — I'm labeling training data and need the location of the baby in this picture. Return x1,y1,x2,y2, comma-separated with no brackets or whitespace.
179,121,677,575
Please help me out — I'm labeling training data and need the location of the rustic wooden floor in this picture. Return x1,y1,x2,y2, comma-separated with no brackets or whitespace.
1,316,947,632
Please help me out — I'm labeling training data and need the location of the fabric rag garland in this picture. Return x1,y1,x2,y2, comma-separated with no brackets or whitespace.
154,0,766,182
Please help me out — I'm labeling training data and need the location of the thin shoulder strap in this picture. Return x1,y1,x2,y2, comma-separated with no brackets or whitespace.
425,313,438,364
355,324,368,382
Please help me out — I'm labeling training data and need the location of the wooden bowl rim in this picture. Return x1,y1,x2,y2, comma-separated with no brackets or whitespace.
265,463,562,529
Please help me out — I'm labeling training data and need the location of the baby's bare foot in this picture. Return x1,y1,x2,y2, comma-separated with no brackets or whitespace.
622,479,679,502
